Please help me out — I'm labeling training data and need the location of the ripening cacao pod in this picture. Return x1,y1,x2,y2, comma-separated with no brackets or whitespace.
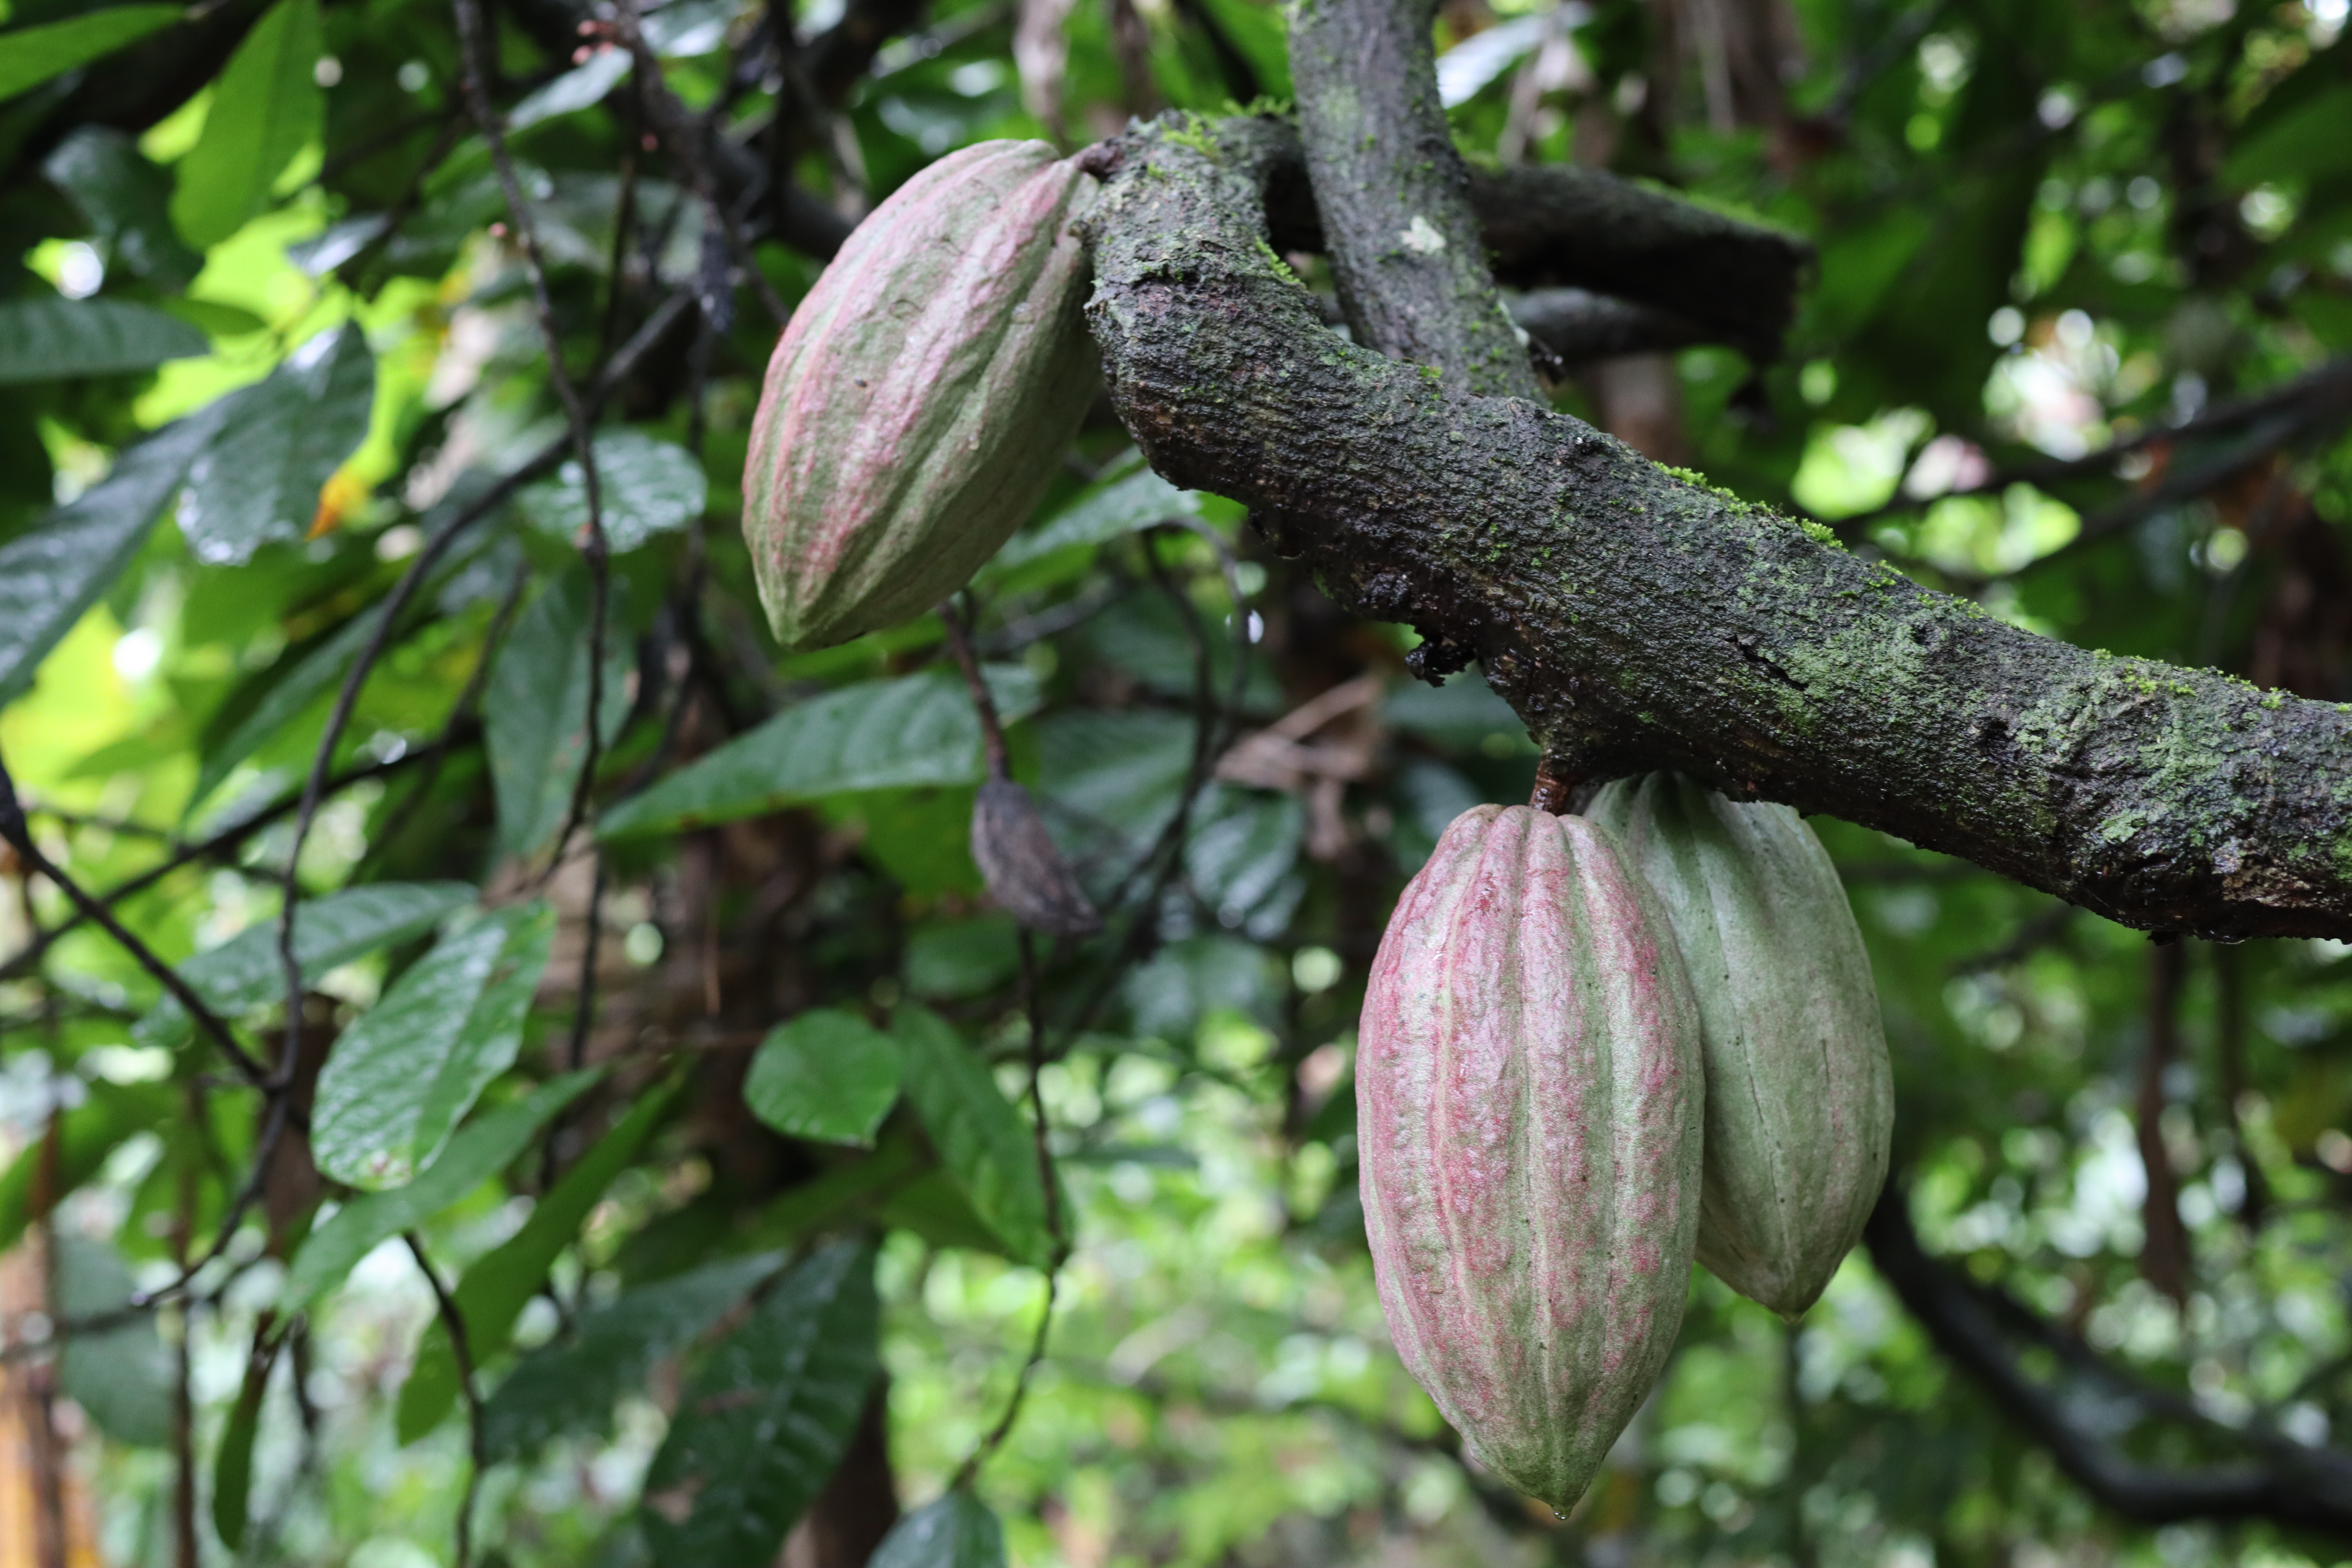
1358,804,1704,1514
742,140,1100,651
1586,773,1893,1319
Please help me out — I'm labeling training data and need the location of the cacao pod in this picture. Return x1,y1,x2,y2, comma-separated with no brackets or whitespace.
1357,804,1704,1513
971,775,1101,938
742,140,1100,651
1586,773,1893,1319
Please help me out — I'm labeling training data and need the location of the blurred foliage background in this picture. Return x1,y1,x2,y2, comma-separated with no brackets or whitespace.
1,0,2350,1561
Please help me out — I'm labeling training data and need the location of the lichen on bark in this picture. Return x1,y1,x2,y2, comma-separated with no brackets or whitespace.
1078,115,2352,941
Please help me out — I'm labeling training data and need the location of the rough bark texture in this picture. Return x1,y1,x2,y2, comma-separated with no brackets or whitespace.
1286,0,1542,397
1078,115,2352,940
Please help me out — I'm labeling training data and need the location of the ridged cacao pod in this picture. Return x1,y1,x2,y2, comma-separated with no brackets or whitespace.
742,140,1100,651
1358,804,1704,1513
1586,773,1893,1319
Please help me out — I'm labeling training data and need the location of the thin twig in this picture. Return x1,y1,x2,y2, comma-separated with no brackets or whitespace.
0,752,266,1084
454,0,615,879
405,1234,484,1568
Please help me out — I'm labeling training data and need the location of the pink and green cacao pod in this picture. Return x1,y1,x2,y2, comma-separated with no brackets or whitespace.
1586,773,1893,1319
1357,804,1704,1513
742,140,1100,651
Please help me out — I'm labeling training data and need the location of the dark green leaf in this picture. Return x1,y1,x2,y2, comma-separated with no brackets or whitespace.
598,667,1041,839
903,916,1019,1001
192,598,387,805
891,1006,1053,1267
134,881,475,1048
869,1492,1007,1568
1380,670,1524,751
639,1240,880,1567
212,1336,278,1550
507,46,633,130
1185,786,1303,936
1033,708,1196,872
517,428,706,553
169,0,322,247
0,6,182,102
0,414,211,704
744,1008,903,1147
1122,936,1283,1043
0,296,206,383
42,127,203,285
988,463,1202,573
312,903,555,1189
486,566,634,857
55,1235,173,1447
2225,84,2352,187
176,322,372,564
480,1250,783,1462
283,1071,598,1307
397,1080,679,1440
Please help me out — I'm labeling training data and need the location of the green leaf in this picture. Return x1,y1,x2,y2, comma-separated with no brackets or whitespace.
169,0,322,247
891,1006,1052,1267
0,413,211,705
0,1082,174,1253
480,1250,783,1462
312,903,555,1189
134,881,475,1049
486,566,634,858
640,1240,880,1566
1381,670,1524,751
55,1234,174,1447
2225,83,2352,187
1185,785,1304,936
0,296,207,384
869,1492,1008,1568
283,1071,598,1308
42,127,202,286
397,1080,679,1440
875,1169,1017,1257
987,463,1203,574
599,666,1042,839
507,45,633,130
212,1334,279,1550
1033,708,1196,867
0,5,182,101
518,429,707,553
1123,936,1283,1042
903,915,1019,1002
192,598,388,805
744,1009,903,1147
176,322,372,564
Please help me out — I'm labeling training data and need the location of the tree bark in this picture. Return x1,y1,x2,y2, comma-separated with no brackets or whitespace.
1078,115,2352,940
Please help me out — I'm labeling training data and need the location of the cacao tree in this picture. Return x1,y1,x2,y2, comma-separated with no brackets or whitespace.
0,0,2350,1560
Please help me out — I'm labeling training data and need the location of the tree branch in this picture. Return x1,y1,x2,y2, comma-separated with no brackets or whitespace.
1864,1185,2352,1540
1287,0,1539,397
1078,116,2352,939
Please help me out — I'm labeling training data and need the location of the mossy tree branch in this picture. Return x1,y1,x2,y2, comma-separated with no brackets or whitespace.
1079,116,2352,941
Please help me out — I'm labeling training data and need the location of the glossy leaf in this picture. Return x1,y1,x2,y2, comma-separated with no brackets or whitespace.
397,1082,678,1439
175,322,372,564
507,45,633,130
55,1235,173,1447
869,1492,1008,1568
988,463,1203,573
480,1250,783,1461
0,5,181,101
599,666,1040,838
744,1008,903,1147
0,296,206,383
169,0,322,247
134,881,474,1049
518,428,707,552
283,1071,599,1307
639,1240,880,1566
1185,785,1304,935
486,566,634,857
0,413,211,704
312,903,555,1189
891,1006,1053,1267
42,127,201,285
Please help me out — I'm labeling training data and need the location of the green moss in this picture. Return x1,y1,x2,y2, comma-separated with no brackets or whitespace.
1252,237,1305,289
1799,519,1846,550
1163,113,1221,158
